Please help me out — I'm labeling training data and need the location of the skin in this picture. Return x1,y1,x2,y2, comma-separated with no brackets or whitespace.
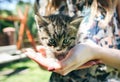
26,41,120,75
54,42,120,75
29,0,120,76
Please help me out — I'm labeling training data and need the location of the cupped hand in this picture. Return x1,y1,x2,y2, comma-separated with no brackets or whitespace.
25,44,102,75
25,46,61,70
53,43,102,75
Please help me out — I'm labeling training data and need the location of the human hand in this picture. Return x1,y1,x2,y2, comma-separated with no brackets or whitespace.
26,44,102,75
53,43,102,75
25,46,61,70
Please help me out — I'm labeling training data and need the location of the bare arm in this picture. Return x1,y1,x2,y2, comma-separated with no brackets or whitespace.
94,46,120,70
55,42,120,75
26,42,120,75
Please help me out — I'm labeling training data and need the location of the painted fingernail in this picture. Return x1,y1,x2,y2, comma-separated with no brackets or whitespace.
48,67,55,71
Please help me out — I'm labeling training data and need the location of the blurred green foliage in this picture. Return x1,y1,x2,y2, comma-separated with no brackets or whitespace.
0,0,37,37
0,10,14,33
0,59,51,82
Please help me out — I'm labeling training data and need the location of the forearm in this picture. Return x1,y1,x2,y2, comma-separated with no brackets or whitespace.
94,46,120,70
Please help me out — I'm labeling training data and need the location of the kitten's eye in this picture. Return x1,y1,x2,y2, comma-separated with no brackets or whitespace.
63,39,69,46
39,25,43,28
41,37,48,40
48,39,56,46
70,37,75,40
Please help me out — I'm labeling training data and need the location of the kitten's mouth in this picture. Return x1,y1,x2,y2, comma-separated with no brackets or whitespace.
54,52,68,60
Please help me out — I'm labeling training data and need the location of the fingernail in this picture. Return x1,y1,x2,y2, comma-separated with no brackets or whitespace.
48,67,55,71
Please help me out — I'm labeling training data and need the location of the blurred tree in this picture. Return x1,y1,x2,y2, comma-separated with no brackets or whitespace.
0,0,37,37
0,10,14,33
0,0,37,47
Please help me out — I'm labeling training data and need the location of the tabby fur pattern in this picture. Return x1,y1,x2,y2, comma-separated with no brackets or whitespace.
35,14,82,60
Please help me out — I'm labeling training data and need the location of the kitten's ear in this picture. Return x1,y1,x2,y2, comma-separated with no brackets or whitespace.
34,14,49,26
70,17,83,29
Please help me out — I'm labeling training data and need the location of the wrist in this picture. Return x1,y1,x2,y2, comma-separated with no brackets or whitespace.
93,46,120,69
85,44,103,60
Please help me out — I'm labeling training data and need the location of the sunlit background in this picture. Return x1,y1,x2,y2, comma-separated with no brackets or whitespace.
0,0,51,82
0,0,34,10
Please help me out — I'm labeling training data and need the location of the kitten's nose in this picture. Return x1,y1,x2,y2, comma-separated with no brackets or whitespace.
56,47,62,51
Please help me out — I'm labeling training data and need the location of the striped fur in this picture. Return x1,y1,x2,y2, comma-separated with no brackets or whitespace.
35,14,82,59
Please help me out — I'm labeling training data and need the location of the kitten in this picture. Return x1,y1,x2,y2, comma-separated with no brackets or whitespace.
34,14,82,60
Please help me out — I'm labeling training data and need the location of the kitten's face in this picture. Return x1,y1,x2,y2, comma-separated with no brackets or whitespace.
35,14,82,59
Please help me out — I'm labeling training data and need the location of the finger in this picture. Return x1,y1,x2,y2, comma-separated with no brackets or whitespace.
77,60,103,69
25,48,49,69
37,46,46,57
26,52,48,69
48,61,62,71
56,60,102,75
26,51,61,71
77,61,96,69
25,47,62,71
